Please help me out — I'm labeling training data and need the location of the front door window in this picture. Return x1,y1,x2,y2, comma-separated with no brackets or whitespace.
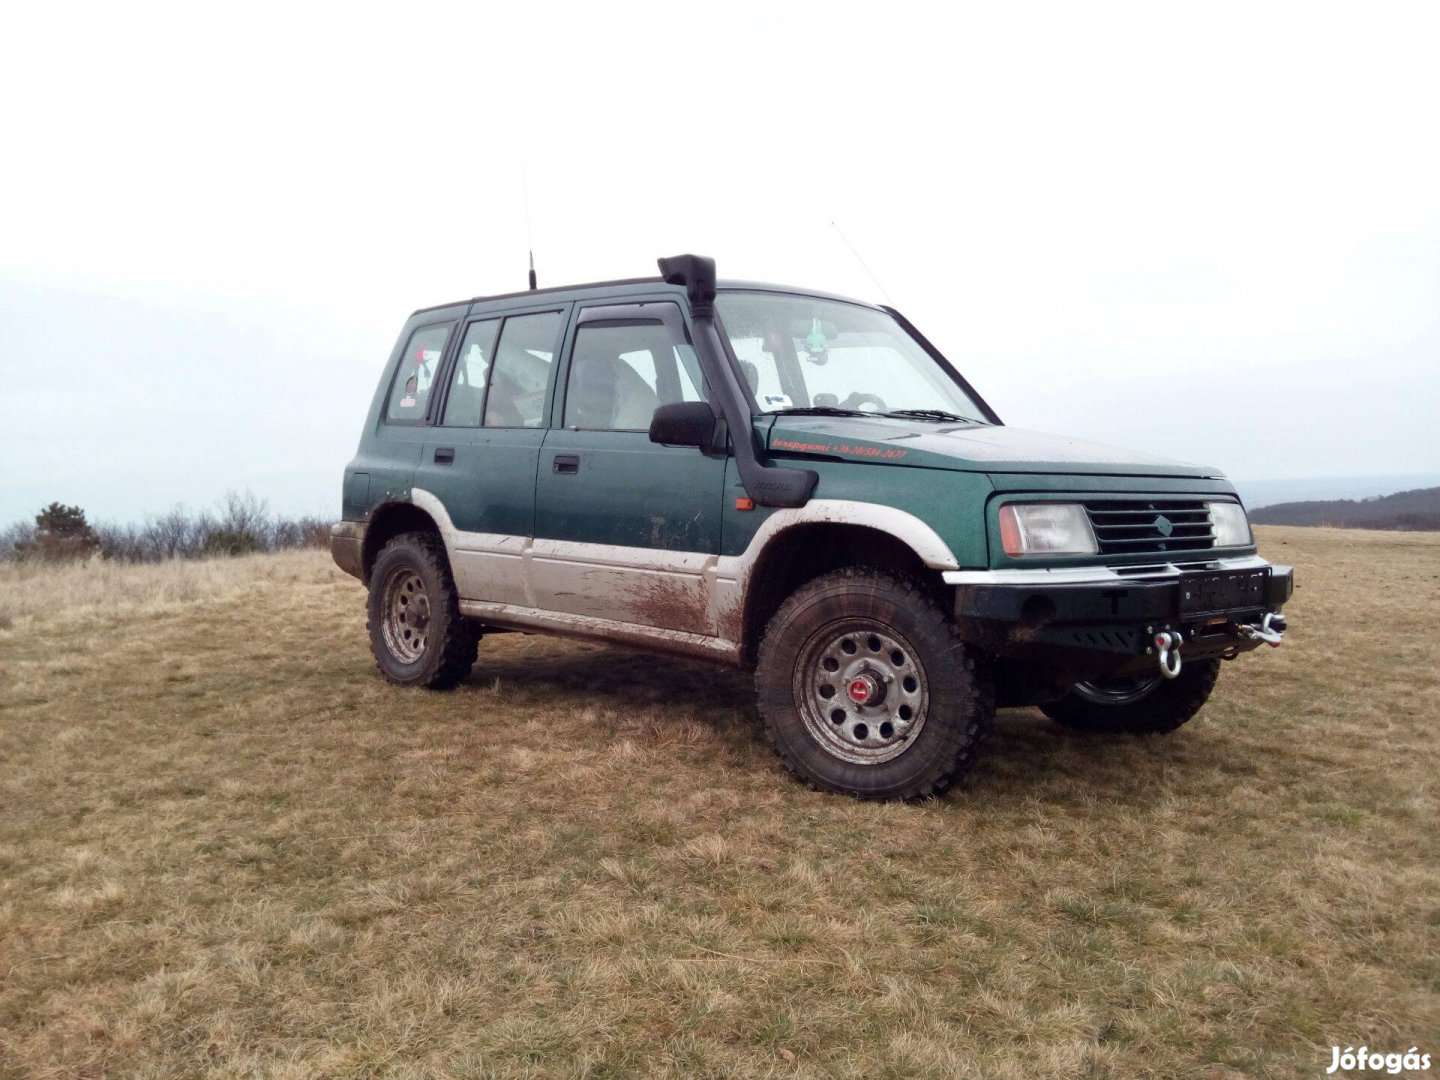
563,316,707,431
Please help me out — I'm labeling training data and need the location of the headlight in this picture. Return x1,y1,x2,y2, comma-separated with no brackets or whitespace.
998,502,1098,556
1207,501,1253,547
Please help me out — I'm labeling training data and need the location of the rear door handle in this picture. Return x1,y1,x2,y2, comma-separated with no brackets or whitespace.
553,453,580,474
434,447,455,464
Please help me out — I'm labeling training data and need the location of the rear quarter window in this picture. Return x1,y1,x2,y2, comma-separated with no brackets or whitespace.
386,323,453,423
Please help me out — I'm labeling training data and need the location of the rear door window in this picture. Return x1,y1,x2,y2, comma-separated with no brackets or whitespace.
386,323,452,422
483,311,564,428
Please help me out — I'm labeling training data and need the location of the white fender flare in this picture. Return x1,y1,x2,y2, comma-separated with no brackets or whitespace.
728,499,960,573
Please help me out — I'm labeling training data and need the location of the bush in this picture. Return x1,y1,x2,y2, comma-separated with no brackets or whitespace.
13,503,100,562
203,529,266,558
3,493,333,564
272,516,332,550
216,491,272,552
0,520,38,561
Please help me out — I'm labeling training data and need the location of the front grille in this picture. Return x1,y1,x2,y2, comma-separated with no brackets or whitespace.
1083,499,1215,556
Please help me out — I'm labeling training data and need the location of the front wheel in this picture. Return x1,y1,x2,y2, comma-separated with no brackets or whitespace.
1041,659,1220,734
755,568,993,800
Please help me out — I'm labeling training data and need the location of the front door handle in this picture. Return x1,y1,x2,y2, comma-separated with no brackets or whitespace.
553,453,580,475
434,447,455,465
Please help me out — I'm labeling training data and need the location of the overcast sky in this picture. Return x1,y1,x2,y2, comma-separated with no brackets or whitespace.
2,1,1438,525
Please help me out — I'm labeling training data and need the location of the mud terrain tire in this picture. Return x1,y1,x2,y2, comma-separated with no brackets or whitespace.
1041,659,1221,734
755,568,993,800
367,531,478,690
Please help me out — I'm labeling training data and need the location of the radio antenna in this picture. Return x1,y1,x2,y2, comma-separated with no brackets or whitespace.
830,220,893,304
523,154,537,290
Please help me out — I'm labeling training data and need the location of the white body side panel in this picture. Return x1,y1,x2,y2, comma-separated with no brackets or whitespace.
410,488,960,660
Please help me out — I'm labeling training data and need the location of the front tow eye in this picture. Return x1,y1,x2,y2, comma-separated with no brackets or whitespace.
1154,630,1183,679
1237,612,1286,647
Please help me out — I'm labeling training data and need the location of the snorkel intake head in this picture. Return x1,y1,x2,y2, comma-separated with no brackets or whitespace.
657,254,717,318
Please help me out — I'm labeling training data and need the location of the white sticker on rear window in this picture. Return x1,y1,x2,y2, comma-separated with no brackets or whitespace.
762,393,793,408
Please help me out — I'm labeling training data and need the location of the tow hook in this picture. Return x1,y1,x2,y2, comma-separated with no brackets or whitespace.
1153,630,1183,679
1237,612,1287,647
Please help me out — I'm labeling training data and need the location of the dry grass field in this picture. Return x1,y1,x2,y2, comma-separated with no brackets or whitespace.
1,527,1437,1078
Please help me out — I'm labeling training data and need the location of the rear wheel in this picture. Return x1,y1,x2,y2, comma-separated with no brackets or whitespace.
367,531,478,689
1041,660,1220,734
755,568,993,800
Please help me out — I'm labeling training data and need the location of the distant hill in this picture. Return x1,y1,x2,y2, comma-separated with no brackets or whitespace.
1235,472,1440,509
1250,486,1440,531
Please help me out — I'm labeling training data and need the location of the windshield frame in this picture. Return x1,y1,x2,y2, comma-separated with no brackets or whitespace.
711,287,1002,425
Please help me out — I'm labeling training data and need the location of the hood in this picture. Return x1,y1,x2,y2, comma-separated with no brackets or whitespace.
764,416,1220,478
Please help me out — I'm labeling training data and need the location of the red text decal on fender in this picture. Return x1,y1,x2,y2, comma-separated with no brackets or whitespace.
772,438,908,461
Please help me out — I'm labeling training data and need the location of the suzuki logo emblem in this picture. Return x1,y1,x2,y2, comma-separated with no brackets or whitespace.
1154,514,1174,537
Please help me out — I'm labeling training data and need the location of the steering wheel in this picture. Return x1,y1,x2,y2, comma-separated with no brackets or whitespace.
840,392,888,413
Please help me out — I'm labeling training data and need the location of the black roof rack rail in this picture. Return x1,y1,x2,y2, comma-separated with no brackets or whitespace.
410,276,667,316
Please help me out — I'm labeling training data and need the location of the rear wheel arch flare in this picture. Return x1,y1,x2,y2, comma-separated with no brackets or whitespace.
362,501,442,582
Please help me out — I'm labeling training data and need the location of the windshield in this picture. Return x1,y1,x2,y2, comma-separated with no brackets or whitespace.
715,292,986,421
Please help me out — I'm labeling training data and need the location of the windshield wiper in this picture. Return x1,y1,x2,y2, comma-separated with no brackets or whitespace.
882,409,980,423
768,406,867,417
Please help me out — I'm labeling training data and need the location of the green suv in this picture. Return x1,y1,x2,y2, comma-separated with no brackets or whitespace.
331,254,1292,800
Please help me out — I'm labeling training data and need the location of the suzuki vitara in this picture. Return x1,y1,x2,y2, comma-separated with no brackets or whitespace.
331,255,1292,799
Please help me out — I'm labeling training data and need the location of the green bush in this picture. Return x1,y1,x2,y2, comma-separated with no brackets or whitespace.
202,528,266,558
15,503,100,562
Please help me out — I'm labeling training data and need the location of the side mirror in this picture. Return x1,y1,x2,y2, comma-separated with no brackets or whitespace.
649,401,720,449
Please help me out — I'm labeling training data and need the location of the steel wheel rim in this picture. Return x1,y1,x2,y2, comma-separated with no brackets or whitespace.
794,618,929,765
381,566,431,664
1071,675,1162,706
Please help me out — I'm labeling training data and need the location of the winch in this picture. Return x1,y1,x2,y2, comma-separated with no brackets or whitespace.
1145,612,1286,679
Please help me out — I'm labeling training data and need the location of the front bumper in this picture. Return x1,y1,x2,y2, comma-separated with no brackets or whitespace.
946,555,1293,683
330,521,365,581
